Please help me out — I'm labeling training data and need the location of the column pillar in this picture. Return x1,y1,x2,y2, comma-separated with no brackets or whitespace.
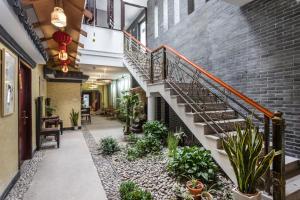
147,94,155,121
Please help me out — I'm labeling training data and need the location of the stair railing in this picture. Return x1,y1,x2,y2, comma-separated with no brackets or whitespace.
123,31,285,200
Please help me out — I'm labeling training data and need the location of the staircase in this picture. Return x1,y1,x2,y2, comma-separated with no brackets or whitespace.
122,32,300,200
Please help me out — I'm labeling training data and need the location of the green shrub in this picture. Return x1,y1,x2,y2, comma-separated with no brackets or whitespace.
99,137,120,155
168,146,218,183
143,121,168,141
127,133,139,144
119,181,153,200
119,181,136,199
126,134,161,161
167,132,179,157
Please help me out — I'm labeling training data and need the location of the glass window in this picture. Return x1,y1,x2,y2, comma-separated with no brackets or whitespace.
188,0,195,15
163,0,168,31
174,0,180,24
154,4,159,38
139,20,146,46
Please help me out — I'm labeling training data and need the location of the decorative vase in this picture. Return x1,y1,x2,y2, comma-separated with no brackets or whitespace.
232,188,262,200
186,180,204,196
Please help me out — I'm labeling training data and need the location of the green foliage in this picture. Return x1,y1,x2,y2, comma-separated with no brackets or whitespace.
99,137,120,155
167,132,179,157
118,91,140,133
223,118,280,194
69,109,79,126
143,121,168,141
119,181,153,200
127,134,161,161
168,146,218,183
127,133,139,144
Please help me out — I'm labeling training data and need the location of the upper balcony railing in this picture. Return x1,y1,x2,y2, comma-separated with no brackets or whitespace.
123,31,286,200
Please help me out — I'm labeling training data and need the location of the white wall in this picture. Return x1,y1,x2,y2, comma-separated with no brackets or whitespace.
79,25,124,67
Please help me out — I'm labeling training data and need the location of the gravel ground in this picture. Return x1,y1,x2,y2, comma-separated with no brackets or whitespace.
5,151,45,200
83,125,234,200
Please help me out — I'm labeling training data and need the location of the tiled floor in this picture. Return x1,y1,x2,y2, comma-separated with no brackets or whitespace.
22,128,108,200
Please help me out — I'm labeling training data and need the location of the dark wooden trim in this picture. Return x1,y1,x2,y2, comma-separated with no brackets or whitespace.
121,0,125,30
0,25,36,67
18,60,33,168
0,171,20,200
47,79,85,83
63,126,82,131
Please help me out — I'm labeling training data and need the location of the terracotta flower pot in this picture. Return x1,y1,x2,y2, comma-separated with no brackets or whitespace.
232,188,262,200
186,180,204,196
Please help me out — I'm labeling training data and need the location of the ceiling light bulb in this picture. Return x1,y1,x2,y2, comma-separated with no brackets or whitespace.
51,7,67,28
62,64,69,73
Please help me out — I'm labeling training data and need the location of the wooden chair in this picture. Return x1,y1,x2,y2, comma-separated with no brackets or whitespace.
81,107,91,124
36,97,60,150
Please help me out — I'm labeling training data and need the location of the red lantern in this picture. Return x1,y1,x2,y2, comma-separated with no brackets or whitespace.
52,31,72,45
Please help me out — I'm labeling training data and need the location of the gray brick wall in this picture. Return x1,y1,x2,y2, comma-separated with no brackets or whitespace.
147,0,300,157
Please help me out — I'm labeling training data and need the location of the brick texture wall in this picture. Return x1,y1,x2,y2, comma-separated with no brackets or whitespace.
147,0,300,157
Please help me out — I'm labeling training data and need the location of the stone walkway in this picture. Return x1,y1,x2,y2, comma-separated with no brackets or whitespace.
20,129,107,200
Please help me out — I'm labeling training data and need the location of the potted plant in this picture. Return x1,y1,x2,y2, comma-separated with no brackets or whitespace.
222,118,281,200
186,177,204,196
70,109,79,130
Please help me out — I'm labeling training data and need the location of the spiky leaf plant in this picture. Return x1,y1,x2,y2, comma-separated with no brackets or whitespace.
222,118,280,194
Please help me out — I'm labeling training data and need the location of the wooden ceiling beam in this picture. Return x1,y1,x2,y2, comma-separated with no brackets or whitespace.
40,37,52,42
72,40,84,48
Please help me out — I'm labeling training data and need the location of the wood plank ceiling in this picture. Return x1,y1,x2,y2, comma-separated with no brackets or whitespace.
21,0,87,70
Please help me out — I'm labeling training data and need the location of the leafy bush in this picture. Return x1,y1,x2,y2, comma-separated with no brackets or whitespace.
143,121,168,141
127,134,161,161
167,132,179,157
168,146,218,183
127,133,139,144
119,181,153,200
99,137,120,155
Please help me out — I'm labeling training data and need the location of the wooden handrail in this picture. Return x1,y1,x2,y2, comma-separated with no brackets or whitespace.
123,31,274,118
123,31,152,53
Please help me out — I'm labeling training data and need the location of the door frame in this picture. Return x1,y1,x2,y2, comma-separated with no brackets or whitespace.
18,59,32,168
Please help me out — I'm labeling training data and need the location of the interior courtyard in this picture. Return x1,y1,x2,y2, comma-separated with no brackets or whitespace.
0,0,299,200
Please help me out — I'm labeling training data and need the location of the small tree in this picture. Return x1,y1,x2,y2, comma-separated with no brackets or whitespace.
118,91,140,134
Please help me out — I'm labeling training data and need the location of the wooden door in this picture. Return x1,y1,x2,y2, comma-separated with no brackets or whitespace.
18,61,32,165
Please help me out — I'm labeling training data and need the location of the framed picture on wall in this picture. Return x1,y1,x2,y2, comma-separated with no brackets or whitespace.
1,48,17,116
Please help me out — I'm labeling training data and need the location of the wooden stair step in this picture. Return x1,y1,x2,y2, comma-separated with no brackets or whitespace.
286,174,300,200
195,118,246,134
186,110,237,122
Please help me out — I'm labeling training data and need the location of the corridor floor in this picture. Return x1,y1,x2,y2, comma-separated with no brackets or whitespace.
22,123,109,200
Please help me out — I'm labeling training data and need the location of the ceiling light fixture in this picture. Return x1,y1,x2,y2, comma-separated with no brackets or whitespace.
60,59,71,73
51,7,67,28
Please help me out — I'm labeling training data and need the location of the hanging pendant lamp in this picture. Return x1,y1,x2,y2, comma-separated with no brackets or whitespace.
51,7,67,28
60,59,71,73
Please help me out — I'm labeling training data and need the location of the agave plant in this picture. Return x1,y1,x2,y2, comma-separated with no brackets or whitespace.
222,118,280,194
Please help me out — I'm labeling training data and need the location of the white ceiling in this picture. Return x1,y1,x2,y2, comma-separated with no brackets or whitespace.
80,64,129,81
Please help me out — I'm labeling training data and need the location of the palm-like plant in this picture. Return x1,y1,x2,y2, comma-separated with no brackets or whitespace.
118,91,140,134
70,109,79,127
222,118,280,195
